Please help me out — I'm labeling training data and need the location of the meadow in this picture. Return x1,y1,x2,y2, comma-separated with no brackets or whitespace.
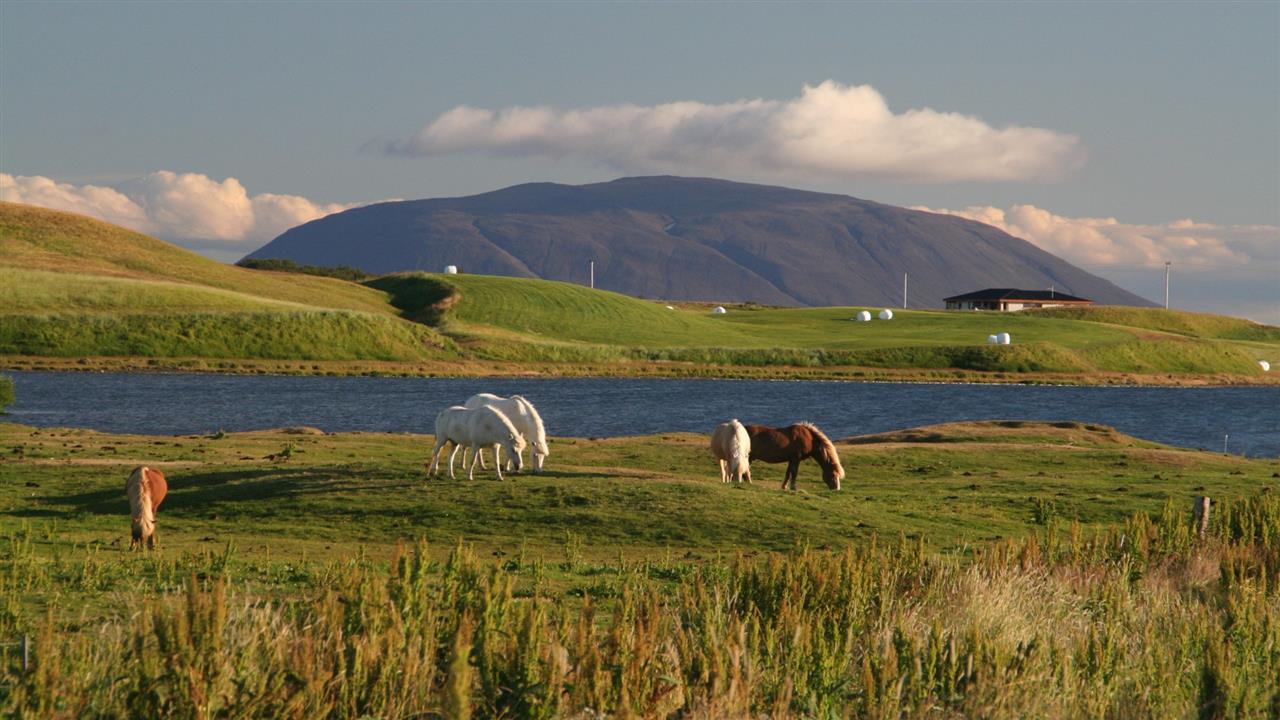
1,419,1278,717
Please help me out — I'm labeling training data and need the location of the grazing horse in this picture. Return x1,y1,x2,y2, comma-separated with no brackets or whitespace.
427,405,527,480
711,419,752,484
462,393,550,473
745,423,844,491
126,466,168,549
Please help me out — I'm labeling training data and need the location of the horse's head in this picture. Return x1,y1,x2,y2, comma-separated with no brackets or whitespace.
533,442,548,473
822,463,842,491
506,432,527,472
814,433,845,491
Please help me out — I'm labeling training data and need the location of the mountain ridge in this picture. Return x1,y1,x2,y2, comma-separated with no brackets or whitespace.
247,176,1154,308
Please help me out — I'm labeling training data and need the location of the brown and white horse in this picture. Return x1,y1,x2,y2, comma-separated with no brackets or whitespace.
744,422,844,491
126,466,168,549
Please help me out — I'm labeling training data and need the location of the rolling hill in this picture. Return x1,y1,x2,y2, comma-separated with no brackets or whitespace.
2,201,1274,381
0,202,452,361
247,175,1154,308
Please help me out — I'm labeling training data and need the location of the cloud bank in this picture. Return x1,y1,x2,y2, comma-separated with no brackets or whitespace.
916,203,1279,271
381,81,1082,183
0,171,355,248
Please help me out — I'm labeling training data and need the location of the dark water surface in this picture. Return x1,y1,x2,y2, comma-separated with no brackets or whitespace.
4,371,1278,457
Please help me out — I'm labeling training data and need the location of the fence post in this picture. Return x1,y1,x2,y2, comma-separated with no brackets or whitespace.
1193,496,1211,539
21,634,29,674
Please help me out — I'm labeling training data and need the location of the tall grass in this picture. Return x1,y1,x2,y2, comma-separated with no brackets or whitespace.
5,496,1278,718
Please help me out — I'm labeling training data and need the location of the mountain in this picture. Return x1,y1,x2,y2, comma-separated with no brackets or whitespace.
245,176,1154,308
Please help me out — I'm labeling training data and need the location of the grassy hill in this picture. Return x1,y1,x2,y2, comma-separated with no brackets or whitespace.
0,202,454,361
3,421,1278,716
1,201,1276,380
373,272,1279,376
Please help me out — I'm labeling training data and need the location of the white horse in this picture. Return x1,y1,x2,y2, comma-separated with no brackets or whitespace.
427,405,527,480
126,465,168,549
711,419,752,484
461,393,550,473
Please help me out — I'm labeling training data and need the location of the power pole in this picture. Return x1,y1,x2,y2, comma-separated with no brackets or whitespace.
590,261,595,290
902,273,907,309
1164,261,1171,309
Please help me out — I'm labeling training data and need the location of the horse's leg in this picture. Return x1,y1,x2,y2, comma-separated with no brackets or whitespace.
461,445,469,469
719,458,728,483
478,447,488,470
491,444,504,481
467,446,481,480
786,459,800,491
448,443,462,479
427,440,444,475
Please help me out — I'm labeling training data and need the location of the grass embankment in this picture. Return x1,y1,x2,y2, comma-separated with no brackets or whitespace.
2,201,1277,382
1,421,1278,716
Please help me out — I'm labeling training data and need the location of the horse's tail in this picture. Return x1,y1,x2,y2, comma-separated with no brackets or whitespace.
127,466,156,544
801,422,844,480
513,396,549,456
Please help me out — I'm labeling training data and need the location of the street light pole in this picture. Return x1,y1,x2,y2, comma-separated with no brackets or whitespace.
1164,261,1171,309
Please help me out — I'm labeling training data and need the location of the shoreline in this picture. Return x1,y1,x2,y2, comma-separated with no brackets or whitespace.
3,353,1277,387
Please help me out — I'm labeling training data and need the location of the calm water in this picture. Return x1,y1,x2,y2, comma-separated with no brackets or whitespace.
4,371,1278,457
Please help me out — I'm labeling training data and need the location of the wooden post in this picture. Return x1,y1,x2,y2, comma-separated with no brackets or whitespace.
1193,496,1211,539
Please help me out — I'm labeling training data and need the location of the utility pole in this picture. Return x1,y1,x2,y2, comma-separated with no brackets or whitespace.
902,273,907,309
590,261,594,290
1164,261,1171,309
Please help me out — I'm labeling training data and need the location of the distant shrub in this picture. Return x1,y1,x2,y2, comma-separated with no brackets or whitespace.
237,258,370,282
0,375,12,412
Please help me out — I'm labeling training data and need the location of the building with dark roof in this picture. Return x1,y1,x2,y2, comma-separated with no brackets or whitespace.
943,288,1092,311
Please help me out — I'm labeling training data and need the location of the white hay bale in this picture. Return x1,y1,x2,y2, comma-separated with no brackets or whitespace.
855,311,872,322
878,309,894,320
443,265,458,274
987,334,999,344
712,306,727,314
997,332,1012,345
1260,360,1271,372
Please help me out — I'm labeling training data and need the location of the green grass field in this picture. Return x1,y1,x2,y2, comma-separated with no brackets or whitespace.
383,272,1277,376
2,201,1277,382
2,420,1277,716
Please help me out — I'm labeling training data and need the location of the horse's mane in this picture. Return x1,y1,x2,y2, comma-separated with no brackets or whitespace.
482,405,526,450
798,422,844,480
510,395,549,454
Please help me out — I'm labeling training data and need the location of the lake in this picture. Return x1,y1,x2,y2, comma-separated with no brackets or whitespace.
4,371,1277,457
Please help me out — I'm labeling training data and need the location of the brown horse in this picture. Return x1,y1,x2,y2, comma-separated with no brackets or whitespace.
126,466,168,549
745,423,844,491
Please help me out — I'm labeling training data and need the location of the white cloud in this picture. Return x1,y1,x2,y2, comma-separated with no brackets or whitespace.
915,203,1278,271
0,171,355,247
381,80,1082,183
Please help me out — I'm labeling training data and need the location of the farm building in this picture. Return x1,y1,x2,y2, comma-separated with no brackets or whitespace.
944,288,1093,311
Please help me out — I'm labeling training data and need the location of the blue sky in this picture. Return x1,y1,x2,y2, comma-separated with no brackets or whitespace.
2,2,1276,321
